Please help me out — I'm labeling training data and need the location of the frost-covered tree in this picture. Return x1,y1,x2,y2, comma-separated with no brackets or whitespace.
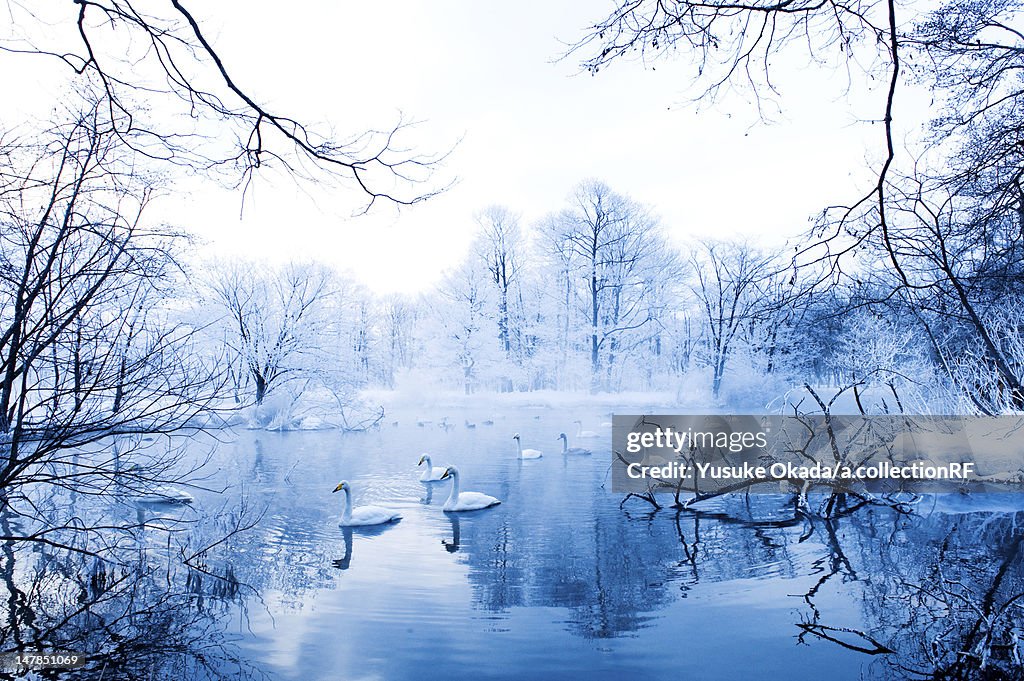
432,259,498,394
829,308,932,413
471,206,530,390
0,101,220,550
571,0,1024,412
689,240,780,399
474,207,524,356
536,211,584,390
377,295,420,389
544,180,680,392
206,261,336,406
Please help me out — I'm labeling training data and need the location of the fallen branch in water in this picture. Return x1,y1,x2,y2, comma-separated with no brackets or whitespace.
796,622,893,655
620,491,661,510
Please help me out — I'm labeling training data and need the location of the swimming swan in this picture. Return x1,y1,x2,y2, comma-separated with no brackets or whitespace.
512,433,542,459
118,463,194,505
558,433,592,456
132,485,194,505
332,481,402,527
574,420,600,438
439,466,501,512
417,454,447,481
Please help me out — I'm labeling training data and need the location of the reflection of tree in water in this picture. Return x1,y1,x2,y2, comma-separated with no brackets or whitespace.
0,507,263,680
794,501,1024,679
451,488,810,639
217,438,350,608
237,519,336,606
671,500,1024,678
668,499,808,588
556,513,678,638
438,458,686,637
450,479,1024,676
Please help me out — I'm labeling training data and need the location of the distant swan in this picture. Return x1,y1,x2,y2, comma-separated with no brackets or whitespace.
332,481,402,527
133,485,194,505
512,433,542,459
439,466,501,512
417,454,447,481
558,433,592,456
119,464,193,505
574,420,600,438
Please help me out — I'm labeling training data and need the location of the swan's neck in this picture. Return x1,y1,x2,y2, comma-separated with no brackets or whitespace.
341,487,352,521
422,455,432,468
515,439,523,456
561,436,568,453
576,424,582,437
446,470,461,506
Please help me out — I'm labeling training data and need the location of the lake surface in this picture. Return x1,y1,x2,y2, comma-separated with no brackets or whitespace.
7,404,1023,679
172,405,1022,680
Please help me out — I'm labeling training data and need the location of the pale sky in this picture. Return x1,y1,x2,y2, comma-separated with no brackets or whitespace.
3,1,931,294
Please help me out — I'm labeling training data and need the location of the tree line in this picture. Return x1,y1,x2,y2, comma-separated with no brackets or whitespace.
187,176,1024,423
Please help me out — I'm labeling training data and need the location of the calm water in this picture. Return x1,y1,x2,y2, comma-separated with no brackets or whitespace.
10,405,1023,679
161,406,1023,681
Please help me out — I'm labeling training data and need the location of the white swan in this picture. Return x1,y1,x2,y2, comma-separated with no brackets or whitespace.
512,433,542,459
574,420,600,438
558,433,592,456
439,466,501,512
417,454,447,481
133,485,194,505
332,481,402,527
118,464,194,505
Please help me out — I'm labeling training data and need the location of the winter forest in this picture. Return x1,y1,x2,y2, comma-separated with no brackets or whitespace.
4,1,1024,680
18,140,1019,432
198,168,1024,421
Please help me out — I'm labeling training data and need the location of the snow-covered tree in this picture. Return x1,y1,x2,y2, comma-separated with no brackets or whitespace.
431,259,498,394
472,206,529,390
689,240,780,399
206,261,337,406
542,180,681,392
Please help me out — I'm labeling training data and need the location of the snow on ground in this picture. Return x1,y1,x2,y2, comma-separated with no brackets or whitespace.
362,387,682,412
213,365,1011,435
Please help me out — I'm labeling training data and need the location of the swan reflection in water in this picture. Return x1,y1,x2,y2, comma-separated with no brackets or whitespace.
442,514,460,553
331,527,354,570
330,522,397,571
